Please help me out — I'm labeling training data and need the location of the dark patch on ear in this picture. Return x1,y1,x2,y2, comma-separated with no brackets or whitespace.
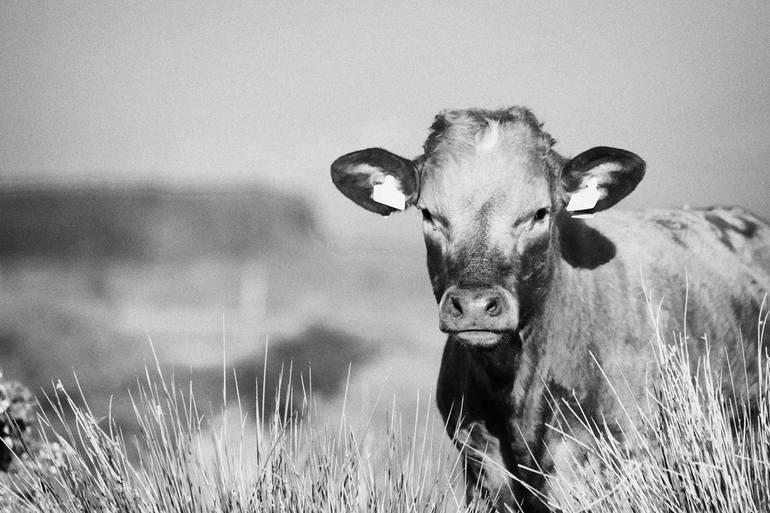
561,147,645,212
704,213,758,251
558,214,616,269
331,148,417,216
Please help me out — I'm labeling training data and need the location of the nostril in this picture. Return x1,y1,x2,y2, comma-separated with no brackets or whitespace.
485,297,501,316
450,296,463,316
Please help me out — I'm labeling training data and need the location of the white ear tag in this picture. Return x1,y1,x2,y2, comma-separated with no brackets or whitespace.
371,175,406,210
566,177,601,215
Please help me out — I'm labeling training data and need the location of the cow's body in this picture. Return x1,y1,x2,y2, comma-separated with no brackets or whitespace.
437,206,770,510
331,107,770,511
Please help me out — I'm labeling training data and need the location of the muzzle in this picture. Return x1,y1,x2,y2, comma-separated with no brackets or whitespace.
438,285,519,335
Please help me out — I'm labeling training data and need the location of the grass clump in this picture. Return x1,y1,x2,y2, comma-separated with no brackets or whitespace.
536,299,770,513
0,377,35,473
0,352,479,513
1,302,768,512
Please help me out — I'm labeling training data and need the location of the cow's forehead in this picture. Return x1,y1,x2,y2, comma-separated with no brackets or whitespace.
418,108,553,218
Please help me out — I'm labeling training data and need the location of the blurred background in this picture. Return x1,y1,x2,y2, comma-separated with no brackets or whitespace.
0,1,768,436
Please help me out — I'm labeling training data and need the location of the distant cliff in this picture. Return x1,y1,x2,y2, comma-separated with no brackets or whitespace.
0,185,316,262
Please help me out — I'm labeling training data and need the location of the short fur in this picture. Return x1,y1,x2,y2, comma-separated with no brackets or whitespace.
331,107,770,512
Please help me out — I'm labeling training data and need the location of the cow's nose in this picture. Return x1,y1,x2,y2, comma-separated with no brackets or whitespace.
439,286,518,333
447,293,501,317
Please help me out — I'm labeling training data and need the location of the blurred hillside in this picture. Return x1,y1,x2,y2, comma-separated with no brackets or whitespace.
0,186,315,262
0,184,442,437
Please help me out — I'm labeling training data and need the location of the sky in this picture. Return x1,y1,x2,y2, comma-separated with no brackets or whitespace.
1,1,768,243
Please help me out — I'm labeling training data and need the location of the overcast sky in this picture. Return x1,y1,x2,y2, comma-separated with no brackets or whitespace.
1,1,768,242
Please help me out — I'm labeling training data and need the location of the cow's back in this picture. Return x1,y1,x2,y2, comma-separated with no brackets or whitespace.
605,205,770,304
578,205,770,405
643,206,770,275
584,205,770,307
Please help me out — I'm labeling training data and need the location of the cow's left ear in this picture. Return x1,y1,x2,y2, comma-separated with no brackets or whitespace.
560,146,645,213
331,148,419,216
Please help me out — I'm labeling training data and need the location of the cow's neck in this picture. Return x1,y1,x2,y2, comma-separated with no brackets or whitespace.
455,216,609,464
469,221,605,454
510,219,610,433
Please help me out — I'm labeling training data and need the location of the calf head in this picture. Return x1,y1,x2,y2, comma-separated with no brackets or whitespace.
332,107,645,346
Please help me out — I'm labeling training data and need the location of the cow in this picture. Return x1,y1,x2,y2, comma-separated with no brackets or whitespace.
330,106,770,511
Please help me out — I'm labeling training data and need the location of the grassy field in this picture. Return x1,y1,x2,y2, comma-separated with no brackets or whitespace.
1,188,768,511
0,307,768,513
1,347,475,512
0,195,460,509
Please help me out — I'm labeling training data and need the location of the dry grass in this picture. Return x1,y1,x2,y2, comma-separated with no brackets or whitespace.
0,346,482,512
524,297,770,513
1,301,768,512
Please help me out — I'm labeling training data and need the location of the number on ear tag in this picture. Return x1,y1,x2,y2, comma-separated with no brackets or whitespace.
371,175,406,210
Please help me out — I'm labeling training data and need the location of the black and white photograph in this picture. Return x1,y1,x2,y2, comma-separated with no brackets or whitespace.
1,2,768,511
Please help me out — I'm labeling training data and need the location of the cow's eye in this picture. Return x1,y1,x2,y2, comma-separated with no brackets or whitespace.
533,208,549,222
422,209,434,224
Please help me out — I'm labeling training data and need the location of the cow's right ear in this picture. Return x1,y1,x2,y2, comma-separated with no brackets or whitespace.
331,148,419,216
